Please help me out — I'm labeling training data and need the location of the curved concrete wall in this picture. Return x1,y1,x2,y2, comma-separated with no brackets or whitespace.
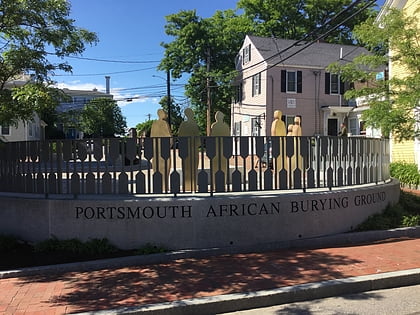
0,180,400,250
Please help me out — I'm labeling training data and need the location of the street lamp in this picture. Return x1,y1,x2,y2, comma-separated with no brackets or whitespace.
153,70,171,128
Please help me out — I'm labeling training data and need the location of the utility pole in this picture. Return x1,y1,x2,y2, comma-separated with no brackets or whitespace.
166,69,171,128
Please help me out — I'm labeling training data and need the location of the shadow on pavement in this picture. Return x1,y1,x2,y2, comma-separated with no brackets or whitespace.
18,248,364,313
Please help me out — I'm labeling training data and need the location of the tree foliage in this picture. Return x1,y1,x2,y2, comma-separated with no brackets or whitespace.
238,0,375,43
136,119,154,137
80,98,127,138
159,9,254,133
158,95,183,135
159,1,376,133
328,8,420,141
0,0,97,125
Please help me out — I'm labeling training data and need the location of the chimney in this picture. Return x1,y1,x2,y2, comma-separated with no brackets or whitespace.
105,76,110,94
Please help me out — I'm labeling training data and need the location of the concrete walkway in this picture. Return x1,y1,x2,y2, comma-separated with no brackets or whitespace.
0,229,420,315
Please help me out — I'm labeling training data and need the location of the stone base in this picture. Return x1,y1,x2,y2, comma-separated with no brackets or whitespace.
0,180,400,250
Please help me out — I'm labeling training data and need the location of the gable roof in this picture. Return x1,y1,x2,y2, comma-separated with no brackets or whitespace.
247,35,368,69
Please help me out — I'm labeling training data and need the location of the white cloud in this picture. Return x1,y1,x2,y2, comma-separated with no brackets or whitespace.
55,81,104,92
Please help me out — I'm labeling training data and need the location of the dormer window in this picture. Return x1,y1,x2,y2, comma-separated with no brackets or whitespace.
243,44,251,65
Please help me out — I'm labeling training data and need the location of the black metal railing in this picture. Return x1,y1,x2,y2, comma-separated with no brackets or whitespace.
0,136,390,197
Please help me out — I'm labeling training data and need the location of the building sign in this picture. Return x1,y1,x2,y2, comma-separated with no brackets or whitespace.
74,191,386,220
287,98,296,108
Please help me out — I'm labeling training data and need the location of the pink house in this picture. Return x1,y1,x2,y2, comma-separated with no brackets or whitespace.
231,35,369,137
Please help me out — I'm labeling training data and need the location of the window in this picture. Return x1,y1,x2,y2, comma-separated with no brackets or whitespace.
1,125,10,135
349,118,357,135
243,44,251,64
252,73,261,96
325,73,344,95
287,71,296,92
234,83,243,103
28,122,33,136
251,116,261,136
281,70,302,93
233,122,242,136
330,74,339,94
283,115,296,131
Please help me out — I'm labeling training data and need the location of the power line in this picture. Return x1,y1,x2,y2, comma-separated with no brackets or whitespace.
53,66,158,77
240,0,376,82
211,0,372,82
62,55,160,64
240,0,366,73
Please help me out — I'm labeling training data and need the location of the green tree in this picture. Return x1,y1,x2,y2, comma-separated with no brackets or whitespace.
159,9,254,134
12,85,70,139
158,95,183,135
80,98,127,138
238,0,376,44
160,1,376,133
328,8,420,141
136,119,154,137
0,0,97,125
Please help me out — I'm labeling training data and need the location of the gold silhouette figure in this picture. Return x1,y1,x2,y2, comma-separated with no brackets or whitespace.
150,109,172,190
210,111,230,186
178,108,200,191
271,110,286,170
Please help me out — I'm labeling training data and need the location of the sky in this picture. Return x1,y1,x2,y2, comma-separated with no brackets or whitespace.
53,0,239,128
53,0,386,129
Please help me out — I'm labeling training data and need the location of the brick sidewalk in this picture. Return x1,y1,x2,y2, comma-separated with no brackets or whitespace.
0,238,419,315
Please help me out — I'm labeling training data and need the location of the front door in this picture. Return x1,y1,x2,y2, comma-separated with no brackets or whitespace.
327,118,338,136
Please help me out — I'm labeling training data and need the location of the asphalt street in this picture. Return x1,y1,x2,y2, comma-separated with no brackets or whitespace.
219,284,420,315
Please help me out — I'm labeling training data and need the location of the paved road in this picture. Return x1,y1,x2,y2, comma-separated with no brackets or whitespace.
219,284,420,315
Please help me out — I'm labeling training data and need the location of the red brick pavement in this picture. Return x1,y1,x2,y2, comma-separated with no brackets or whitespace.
0,238,419,315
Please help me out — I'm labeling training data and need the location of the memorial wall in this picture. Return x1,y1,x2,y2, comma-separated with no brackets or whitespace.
0,179,400,250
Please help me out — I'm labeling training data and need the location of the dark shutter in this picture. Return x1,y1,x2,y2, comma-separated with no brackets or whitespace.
252,75,255,97
258,73,261,94
325,72,330,94
248,44,251,62
340,77,345,95
281,70,286,92
297,71,302,93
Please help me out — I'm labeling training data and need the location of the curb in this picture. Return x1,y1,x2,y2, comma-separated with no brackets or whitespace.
1,226,419,279
73,268,420,315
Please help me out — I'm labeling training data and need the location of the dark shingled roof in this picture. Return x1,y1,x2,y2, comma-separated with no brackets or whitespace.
248,35,368,68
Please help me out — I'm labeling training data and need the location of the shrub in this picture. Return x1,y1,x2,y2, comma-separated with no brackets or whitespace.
356,190,420,231
0,235,22,253
34,237,118,256
390,161,420,188
135,243,168,255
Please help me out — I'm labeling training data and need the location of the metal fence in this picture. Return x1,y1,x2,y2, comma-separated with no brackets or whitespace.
0,136,390,197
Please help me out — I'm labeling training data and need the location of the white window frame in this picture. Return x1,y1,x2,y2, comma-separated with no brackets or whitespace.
330,73,340,95
234,121,241,136
286,71,297,93
243,44,251,64
252,73,261,97
349,118,358,135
